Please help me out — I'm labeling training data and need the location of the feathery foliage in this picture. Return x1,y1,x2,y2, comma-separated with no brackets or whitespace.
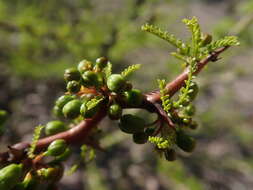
28,125,44,159
121,64,141,79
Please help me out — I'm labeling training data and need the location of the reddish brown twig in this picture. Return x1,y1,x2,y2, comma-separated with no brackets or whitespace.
0,46,230,162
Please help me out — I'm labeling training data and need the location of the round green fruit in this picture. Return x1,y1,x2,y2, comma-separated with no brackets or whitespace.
64,68,80,81
82,71,102,87
0,164,23,190
54,147,72,162
164,149,176,161
80,102,99,119
55,95,75,109
123,89,143,106
45,139,67,157
95,57,108,69
133,132,148,144
45,120,68,136
62,99,82,119
107,74,126,92
108,104,122,120
78,60,93,73
176,131,196,152
118,114,145,134
67,81,81,93
52,105,64,118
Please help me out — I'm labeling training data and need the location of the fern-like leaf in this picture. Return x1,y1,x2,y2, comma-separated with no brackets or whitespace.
157,79,171,113
121,64,141,79
208,36,240,51
86,96,104,110
28,125,44,158
104,61,112,79
142,24,186,52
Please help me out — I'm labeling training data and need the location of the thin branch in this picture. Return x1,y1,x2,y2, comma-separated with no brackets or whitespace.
0,46,230,163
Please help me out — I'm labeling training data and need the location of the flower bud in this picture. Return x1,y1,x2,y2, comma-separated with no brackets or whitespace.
78,60,93,73
95,57,108,69
55,95,75,109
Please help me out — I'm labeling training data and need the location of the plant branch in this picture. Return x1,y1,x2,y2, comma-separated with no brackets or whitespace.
0,46,230,163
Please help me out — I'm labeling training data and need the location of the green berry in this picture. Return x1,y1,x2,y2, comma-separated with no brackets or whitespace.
176,131,196,152
66,81,81,93
0,110,8,125
45,120,68,136
54,147,72,162
78,60,93,73
164,149,176,161
55,95,75,109
118,114,145,134
95,57,108,69
108,104,122,120
53,105,64,118
64,68,80,81
132,132,148,144
123,89,143,106
82,71,102,87
188,82,199,101
45,139,67,157
80,102,98,119
62,99,82,119
0,164,23,190
184,104,196,116
107,74,126,92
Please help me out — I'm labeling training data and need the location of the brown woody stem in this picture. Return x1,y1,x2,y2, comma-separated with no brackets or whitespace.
0,46,229,162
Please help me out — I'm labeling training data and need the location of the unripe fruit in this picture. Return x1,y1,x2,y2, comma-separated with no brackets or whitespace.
123,89,143,106
184,104,196,116
95,57,108,69
45,139,67,157
132,132,148,144
82,71,102,87
78,60,93,73
188,82,199,101
0,164,23,190
54,147,72,162
164,149,176,161
62,99,82,119
64,68,81,81
45,120,68,136
107,74,126,92
66,81,81,93
55,95,75,109
176,131,196,152
15,172,37,190
80,102,98,119
118,114,145,134
0,110,8,125
108,104,122,120
53,105,64,117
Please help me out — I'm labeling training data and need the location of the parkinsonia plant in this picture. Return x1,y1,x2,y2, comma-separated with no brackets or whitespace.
0,17,239,189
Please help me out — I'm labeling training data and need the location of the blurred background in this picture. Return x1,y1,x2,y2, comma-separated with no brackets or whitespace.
0,0,253,189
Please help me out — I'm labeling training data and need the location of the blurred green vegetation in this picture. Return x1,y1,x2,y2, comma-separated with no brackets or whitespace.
1,0,253,190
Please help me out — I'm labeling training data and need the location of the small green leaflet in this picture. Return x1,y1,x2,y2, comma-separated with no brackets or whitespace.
121,64,141,79
28,125,44,158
